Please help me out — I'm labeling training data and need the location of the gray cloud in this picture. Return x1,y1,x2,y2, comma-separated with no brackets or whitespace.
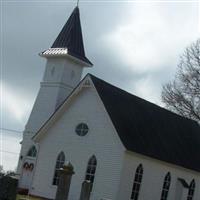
1,1,199,170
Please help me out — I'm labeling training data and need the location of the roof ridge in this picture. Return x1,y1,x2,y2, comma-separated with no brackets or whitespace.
89,74,199,125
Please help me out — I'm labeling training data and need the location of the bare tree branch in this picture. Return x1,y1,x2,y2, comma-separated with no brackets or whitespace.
162,39,200,123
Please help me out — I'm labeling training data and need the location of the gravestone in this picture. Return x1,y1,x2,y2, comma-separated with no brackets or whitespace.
79,180,92,200
55,163,75,200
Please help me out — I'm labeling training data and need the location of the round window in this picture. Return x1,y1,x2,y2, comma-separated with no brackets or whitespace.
76,123,89,136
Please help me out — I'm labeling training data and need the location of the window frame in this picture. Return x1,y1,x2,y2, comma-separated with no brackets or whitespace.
130,164,143,200
187,179,195,200
160,172,171,200
27,145,37,157
85,155,97,190
75,123,89,136
52,151,65,186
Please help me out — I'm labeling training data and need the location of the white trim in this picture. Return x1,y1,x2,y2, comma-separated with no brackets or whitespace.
32,74,92,142
39,48,92,67
40,81,74,90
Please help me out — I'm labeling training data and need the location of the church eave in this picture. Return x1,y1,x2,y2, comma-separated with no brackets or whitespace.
39,48,93,67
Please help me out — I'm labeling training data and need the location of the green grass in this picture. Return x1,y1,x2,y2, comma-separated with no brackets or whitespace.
16,194,43,200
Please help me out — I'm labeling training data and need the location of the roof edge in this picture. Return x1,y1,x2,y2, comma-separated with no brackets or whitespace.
32,74,93,141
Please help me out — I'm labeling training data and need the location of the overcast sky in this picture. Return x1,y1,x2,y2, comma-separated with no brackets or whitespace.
1,1,199,171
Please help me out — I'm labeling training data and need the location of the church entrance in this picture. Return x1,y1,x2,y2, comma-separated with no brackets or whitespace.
20,158,35,189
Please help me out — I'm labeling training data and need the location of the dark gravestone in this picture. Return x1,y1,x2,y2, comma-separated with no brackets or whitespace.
79,181,92,200
55,163,75,200
0,176,18,200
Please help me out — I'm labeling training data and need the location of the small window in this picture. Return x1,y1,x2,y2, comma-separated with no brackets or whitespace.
131,164,143,200
76,123,89,136
85,155,97,190
160,172,171,200
187,179,195,200
51,66,55,76
27,146,37,157
52,152,65,185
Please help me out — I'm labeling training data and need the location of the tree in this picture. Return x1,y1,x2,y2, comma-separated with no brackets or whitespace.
162,39,200,123
0,165,4,177
0,165,15,177
0,165,3,173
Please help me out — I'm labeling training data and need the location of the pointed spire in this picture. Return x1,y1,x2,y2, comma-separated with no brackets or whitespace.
51,6,92,66
77,0,80,7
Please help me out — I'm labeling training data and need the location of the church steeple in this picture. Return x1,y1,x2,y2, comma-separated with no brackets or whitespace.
41,6,92,67
17,5,92,180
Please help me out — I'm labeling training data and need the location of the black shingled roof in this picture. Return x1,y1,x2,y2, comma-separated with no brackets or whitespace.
90,74,200,172
51,7,92,66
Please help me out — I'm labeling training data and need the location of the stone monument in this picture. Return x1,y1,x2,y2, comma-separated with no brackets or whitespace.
55,163,75,200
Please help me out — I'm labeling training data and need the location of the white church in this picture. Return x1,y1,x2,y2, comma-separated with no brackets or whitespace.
17,6,200,200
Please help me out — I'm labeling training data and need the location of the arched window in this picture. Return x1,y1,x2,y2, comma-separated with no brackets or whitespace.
27,146,37,157
85,155,97,186
187,179,195,200
52,152,65,185
160,172,171,200
131,164,143,200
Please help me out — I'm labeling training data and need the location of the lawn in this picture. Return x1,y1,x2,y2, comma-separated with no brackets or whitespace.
16,194,43,200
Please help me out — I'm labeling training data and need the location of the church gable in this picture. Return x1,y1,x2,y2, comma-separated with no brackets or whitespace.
31,75,125,199
34,75,124,146
32,75,96,142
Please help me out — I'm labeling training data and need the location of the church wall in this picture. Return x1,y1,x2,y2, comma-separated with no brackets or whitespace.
17,57,83,175
30,84,126,200
26,57,83,134
43,57,83,87
17,82,71,175
17,135,37,179
117,151,200,200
